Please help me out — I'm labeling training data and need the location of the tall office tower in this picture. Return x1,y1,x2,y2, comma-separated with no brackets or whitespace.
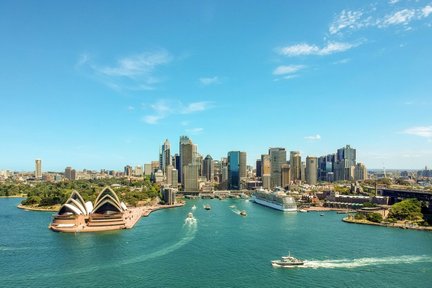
166,164,174,185
70,169,77,181
171,168,178,188
335,145,357,181
203,155,214,181
35,159,42,179
124,165,132,176
290,151,302,181
269,148,286,188
183,164,199,192
301,162,306,182
318,154,335,181
262,174,271,189
281,163,291,188
134,165,143,177
212,160,221,183
179,136,193,185
144,164,152,176
305,156,318,185
228,151,240,190
337,145,356,166
261,154,271,177
151,161,160,171
64,166,72,180
256,160,262,178
161,139,171,173
195,153,203,176
354,163,367,180
239,152,247,180
174,154,181,182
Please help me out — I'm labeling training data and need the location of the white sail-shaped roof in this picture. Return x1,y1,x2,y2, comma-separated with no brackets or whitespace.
92,187,125,214
57,190,89,216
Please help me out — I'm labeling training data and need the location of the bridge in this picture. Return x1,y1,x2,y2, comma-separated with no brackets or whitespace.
378,188,432,211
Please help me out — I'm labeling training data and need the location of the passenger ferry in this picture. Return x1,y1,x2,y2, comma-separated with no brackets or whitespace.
252,188,297,212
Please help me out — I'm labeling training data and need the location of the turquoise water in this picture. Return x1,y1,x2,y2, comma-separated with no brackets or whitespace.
1,198,432,288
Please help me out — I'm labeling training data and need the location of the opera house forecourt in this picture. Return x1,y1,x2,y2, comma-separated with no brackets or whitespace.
50,187,144,232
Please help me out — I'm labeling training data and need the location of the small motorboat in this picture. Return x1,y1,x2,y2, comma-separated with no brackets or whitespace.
240,210,247,216
299,209,307,213
191,205,197,210
272,253,304,268
204,204,211,210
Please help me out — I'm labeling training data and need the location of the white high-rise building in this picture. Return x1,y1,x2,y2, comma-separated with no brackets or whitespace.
35,159,42,179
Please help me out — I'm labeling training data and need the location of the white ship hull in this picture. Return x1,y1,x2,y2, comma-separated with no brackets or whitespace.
252,196,297,212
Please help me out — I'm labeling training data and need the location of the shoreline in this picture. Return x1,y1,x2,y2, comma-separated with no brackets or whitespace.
17,204,59,212
342,217,432,232
0,195,26,199
303,207,351,212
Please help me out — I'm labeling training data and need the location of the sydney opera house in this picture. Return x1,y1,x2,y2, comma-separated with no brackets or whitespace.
49,186,133,232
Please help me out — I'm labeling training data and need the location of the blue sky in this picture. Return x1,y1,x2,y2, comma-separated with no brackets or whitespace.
1,0,432,171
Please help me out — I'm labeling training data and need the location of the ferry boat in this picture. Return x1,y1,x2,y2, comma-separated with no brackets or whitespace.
252,188,297,212
271,253,304,268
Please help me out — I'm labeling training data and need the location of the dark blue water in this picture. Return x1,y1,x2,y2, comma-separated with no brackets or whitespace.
1,198,431,287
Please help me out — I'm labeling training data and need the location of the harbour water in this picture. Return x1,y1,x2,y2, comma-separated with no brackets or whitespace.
1,198,432,287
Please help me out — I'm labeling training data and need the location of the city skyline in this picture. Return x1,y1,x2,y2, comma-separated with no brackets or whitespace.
1,0,432,171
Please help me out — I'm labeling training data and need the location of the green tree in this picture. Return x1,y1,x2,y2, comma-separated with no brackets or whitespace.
388,199,423,222
366,212,383,223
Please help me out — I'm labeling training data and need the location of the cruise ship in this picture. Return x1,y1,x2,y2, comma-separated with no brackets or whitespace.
252,188,297,212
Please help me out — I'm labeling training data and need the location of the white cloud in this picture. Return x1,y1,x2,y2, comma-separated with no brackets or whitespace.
388,0,400,5
127,105,135,111
380,9,416,26
403,126,432,138
185,127,204,134
422,5,432,17
333,58,351,64
180,101,212,114
77,50,172,92
142,115,164,125
98,51,171,77
75,53,90,68
142,100,213,124
329,4,432,34
304,134,321,141
273,65,305,75
277,42,355,56
329,10,365,34
283,75,299,80
199,76,219,85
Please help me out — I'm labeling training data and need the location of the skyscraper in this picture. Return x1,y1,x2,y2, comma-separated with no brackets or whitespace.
35,159,42,179
239,152,247,180
335,145,357,181
179,136,193,185
228,151,244,190
256,160,262,178
269,148,286,188
183,164,199,192
203,155,214,181
161,139,171,173
305,156,318,185
261,154,271,177
281,164,291,188
354,163,367,180
290,151,301,181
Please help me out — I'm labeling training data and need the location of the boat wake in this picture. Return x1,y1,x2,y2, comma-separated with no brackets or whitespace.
302,255,432,269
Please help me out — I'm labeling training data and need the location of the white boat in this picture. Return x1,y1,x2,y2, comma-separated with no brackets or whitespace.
299,209,307,213
191,205,197,210
272,253,304,268
252,188,297,212
185,212,196,224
